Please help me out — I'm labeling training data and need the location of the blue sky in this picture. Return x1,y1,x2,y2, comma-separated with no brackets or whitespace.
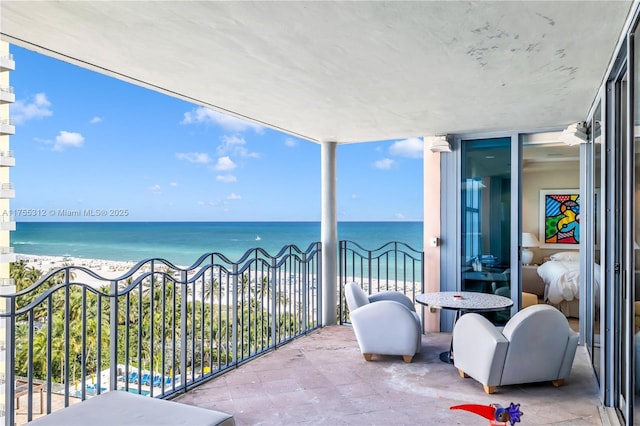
9,45,424,222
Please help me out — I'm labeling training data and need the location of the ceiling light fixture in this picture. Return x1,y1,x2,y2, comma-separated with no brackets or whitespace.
559,122,589,146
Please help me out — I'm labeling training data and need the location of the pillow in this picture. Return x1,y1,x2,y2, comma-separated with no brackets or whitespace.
550,251,580,262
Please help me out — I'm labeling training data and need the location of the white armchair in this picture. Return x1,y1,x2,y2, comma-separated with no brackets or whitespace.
452,304,578,394
344,282,422,363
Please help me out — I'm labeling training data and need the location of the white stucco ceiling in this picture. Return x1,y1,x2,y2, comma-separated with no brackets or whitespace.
0,1,633,143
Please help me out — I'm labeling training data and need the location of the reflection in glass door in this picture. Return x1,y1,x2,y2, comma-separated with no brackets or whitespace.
460,137,512,323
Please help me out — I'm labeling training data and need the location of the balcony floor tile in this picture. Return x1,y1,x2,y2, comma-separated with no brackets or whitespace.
174,325,601,425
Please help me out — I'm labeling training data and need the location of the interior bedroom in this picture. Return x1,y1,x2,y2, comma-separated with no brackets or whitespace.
459,132,590,332
522,131,583,332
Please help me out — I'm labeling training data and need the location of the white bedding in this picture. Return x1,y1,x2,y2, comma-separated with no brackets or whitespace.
537,260,600,306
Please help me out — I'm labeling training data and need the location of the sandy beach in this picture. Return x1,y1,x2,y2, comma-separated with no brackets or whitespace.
18,254,138,274
16,254,147,288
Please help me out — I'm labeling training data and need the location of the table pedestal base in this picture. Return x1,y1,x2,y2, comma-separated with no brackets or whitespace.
439,351,453,364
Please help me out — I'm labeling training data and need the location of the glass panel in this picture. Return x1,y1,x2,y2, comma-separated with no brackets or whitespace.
592,103,602,382
460,137,511,323
619,73,629,415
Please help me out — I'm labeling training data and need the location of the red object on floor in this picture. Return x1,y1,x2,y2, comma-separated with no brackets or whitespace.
450,402,522,425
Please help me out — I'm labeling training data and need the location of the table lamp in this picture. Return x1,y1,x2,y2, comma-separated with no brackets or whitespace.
521,233,539,265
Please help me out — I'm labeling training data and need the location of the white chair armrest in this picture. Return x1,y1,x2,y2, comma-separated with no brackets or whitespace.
350,300,421,356
452,313,508,387
369,291,416,311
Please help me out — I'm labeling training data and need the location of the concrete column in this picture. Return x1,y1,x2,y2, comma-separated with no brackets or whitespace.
321,141,337,326
423,142,442,332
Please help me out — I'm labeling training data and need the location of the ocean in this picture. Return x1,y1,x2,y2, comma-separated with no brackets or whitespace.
12,222,423,266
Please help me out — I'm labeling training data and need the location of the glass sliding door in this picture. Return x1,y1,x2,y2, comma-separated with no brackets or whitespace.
589,102,603,383
606,60,631,416
634,92,640,425
460,137,512,322
632,25,640,424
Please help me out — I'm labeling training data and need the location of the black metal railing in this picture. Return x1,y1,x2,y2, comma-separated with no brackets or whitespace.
338,240,424,323
1,243,321,425
0,240,424,425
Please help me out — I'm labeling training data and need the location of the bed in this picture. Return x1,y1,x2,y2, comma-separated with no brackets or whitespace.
536,251,600,318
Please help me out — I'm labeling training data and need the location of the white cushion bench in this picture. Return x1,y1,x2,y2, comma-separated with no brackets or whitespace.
30,390,235,426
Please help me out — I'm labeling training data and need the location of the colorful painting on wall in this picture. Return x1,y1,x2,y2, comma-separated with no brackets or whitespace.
539,189,580,249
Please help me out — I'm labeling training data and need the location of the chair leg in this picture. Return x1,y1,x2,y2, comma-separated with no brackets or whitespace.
483,385,496,394
362,353,373,361
552,379,564,388
458,369,469,378
402,355,413,363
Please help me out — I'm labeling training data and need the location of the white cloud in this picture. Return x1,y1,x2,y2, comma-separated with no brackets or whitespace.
12,93,53,124
212,156,237,171
227,193,242,200
90,116,102,124
169,182,178,187
176,152,212,164
374,158,395,170
149,184,161,194
197,201,205,206
217,135,260,158
216,174,237,183
53,131,84,151
181,107,263,133
284,138,298,148
351,193,359,199
389,137,424,158
394,213,406,220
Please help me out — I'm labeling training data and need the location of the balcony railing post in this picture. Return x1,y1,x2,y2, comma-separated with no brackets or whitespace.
63,283,70,407
301,252,307,332
109,280,118,391
338,241,343,323
4,296,15,426
394,242,399,292
231,265,238,365
270,258,277,346
180,270,187,391
317,242,322,326
368,249,373,293
420,251,425,333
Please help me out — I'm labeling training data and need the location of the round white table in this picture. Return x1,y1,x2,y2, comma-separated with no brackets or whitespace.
416,291,513,363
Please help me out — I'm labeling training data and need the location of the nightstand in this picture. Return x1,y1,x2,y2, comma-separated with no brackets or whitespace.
522,264,545,299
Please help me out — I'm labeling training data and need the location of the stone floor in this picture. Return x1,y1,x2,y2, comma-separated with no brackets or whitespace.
174,325,602,425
